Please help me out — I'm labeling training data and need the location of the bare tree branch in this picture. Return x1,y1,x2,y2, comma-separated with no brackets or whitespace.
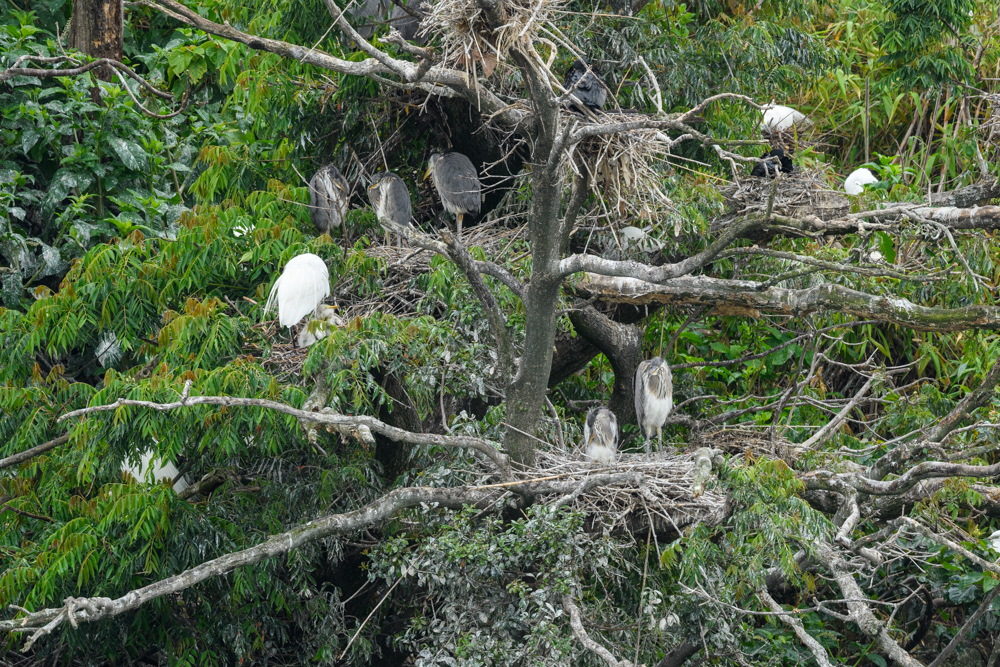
57,380,511,479
0,434,71,470
562,595,634,667
760,588,841,667
576,273,1000,333
0,56,174,100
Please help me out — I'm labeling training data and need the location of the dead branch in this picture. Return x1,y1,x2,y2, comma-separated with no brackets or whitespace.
759,589,841,667
562,595,634,667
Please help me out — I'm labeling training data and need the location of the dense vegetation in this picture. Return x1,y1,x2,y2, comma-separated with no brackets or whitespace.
2,0,1000,665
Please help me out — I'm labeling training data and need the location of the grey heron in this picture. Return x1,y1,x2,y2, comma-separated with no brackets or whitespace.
634,357,673,459
424,152,481,237
308,165,350,236
562,59,607,112
583,406,618,464
367,171,412,243
750,148,793,178
264,253,331,328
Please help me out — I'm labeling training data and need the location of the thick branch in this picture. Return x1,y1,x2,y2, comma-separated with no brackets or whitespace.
813,542,924,667
561,595,633,667
0,434,71,470
576,273,1000,333
760,589,840,667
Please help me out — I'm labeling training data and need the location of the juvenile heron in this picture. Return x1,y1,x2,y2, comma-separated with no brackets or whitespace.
750,148,793,178
582,406,619,465
367,171,412,243
309,165,350,235
264,253,331,328
844,167,878,195
425,152,481,237
562,59,607,112
297,304,344,348
634,357,673,459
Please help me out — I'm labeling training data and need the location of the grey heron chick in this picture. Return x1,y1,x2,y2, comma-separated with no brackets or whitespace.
309,165,350,235
634,357,673,459
424,152,481,237
582,406,618,465
367,172,412,243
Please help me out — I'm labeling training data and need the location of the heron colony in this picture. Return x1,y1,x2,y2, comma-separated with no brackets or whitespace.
250,61,854,467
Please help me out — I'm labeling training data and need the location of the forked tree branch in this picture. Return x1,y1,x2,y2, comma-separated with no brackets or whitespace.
0,55,174,100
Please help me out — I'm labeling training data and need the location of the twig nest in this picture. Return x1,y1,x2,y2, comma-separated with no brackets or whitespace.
718,168,849,221
419,0,563,76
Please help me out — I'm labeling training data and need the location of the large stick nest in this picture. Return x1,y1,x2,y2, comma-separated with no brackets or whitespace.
528,449,727,537
419,0,563,77
567,113,675,222
719,168,849,222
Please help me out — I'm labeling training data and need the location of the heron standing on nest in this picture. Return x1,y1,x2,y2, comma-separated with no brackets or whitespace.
309,165,350,236
425,152,481,238
367,172,412,245
264,253,331,329
583,406,618,464
634,357,673,459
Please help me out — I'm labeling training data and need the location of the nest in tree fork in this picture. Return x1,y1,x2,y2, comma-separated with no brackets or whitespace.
567,113,675,222
528,449,727,537
419,0,563,77
718,168,849,222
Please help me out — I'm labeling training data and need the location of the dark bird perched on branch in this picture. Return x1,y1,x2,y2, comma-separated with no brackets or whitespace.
562,59,607,112
367,172,412,242
634,357,673,459
308,165,350,235
583,406,619,464
425,152,481,237
750,148,793,178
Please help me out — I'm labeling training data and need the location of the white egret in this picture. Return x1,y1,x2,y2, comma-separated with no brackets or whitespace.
264,253,331,328
297,304,345,348
123,449,189,494
761,104,810,133
845,167,878,195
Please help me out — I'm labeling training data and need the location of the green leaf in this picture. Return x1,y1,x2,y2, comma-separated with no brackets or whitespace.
875,231,896,264
108,137,148,171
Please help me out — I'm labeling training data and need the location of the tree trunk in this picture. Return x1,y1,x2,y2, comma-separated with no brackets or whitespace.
69,0,123,80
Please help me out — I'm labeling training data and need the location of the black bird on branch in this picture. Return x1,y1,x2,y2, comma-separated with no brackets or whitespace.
562,59,608,112
750,148,793,178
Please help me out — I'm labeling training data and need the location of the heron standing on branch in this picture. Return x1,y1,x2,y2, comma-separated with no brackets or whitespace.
367,171,412,244
425,152,481,237
264,253,331,329
309,165,350,236
582,406,618,464
634,357,673,459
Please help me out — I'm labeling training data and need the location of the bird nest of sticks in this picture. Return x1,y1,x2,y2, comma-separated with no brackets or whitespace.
419,0,562,78
718,168,849,222
568,116,675,221
528,448,727,537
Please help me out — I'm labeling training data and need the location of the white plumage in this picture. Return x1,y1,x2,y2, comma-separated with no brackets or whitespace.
634,357,673,459
297,304,345,348
583,407,618,464
761,104,810,133
844,167,878,195
988,530,1000,552
123,449,189,493
264,253,331,328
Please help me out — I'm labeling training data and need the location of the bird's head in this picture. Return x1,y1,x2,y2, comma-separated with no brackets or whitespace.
569,59,588,74
424,153,443,180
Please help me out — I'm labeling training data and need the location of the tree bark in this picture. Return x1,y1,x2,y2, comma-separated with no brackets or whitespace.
69,0,123,81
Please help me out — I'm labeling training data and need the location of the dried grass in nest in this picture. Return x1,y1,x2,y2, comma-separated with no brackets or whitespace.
419,0,563,78
719,168,849,221
260,342,309,381
569,116,675,222
527,449,726,536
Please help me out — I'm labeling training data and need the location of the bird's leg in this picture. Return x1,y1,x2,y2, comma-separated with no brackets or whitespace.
456,213,463,239
657,428,663,457
644,436,650,461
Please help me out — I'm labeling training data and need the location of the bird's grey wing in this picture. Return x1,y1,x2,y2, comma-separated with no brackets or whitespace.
454,172,481,215
389,178,412,225
607,411,619,452
634,362,647,437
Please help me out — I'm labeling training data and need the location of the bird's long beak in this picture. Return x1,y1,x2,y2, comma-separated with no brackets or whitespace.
423,167,431,180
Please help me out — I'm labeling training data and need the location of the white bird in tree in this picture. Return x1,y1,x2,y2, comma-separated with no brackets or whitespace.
634,357,673,459
761,104,811,133
583,406,619,465
297,304,344,348
123,449,189,493
264,253,331,328
844,167,879,195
